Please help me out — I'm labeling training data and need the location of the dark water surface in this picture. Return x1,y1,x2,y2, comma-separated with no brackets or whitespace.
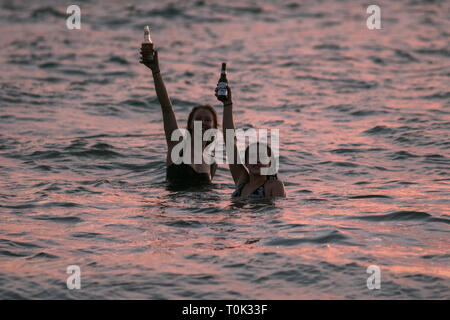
0,0,449,299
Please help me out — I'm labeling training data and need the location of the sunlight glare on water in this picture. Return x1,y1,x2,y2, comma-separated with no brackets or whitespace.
0,0,449,299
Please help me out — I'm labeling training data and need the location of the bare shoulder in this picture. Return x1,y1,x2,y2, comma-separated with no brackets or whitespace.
265,179,284,189
265,179,286,197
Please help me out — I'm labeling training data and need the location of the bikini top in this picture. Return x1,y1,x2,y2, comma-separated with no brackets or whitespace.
166,162,216,186
231,175,279,198
231,182,265,198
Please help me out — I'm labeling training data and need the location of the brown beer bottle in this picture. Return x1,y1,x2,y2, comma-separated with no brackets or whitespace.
142,25,154,61
216,62,228,102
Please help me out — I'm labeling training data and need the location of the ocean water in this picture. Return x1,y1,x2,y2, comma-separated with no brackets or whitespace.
0,0,449,299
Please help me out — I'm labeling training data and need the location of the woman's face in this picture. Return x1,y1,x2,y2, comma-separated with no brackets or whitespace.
245,147,271,175
191,108,214,133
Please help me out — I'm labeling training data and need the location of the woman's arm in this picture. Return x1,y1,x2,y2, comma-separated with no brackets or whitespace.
140,48,179,153
217,86,248,185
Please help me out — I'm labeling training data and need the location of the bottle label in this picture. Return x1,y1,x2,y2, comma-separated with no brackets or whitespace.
142,43,154,60
217,81,227,95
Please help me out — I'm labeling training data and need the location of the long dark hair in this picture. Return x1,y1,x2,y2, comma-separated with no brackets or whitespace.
187,104,218,135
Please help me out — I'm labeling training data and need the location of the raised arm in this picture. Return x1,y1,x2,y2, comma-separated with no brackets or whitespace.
140,48,179,151
217,86,248,185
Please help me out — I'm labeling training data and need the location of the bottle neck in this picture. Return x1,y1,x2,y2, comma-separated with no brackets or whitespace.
144,34,152,43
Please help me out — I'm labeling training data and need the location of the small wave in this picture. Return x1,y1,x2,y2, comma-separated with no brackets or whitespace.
32,215,83,223
72,232,102,239
0,239,42,249
1,203,37,209
38,62,60,69
107,56,129,65
0,250,29,258
103,18,132,27
421,92,450,100
35,77,66,83
337,79,378,90
26,147,124,160
369,56,385,65
353,210,432,221
415,48,450,57
40,202,81,208
232,6,264,14
71,232,126,243
404,273,443,284
394,49,418,62
285,2,300,9
429,217,450,225
363,125,395,135
395,136,412,144
266,230,351,246
326,104,354,112
91,142,114,150
0,96,23,103
421,254,450,261
71,78,112,86
147,4,185,18
329,148,363,154
302,198,328,203
118,162,159,172
398,181,418,185
319,161,359,168
422,154,449,164
69,149,123,158
120,99,148,109
297,12,325,19
26,252,59,260
30,6,66,18
163,220,203,228
314,44,342,50
59,69,90,76
390,151,419,160
349,195,392,199
64,139,88,150
350,109,388,117
102,71,134,78
296,76,377,89
35,165,51,171
79,179,110,186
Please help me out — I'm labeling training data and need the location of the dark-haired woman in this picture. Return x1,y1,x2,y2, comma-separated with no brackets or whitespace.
216,86,286,198
140,48,217,186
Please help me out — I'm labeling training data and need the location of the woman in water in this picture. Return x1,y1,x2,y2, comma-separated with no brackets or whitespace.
216,85,286,198
140,47,218,186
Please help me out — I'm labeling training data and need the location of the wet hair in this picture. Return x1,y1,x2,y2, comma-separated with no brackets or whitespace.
245,142,271,163
187,104,218,134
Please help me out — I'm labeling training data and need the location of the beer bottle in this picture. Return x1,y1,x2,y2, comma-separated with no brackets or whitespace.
216,62,228,102
142,25,154,61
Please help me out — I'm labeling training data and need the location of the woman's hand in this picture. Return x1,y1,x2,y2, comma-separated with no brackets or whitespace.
215,85,233,105
139,46,160,73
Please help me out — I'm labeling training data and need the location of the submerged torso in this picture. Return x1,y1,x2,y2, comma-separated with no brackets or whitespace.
166,162,214,186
